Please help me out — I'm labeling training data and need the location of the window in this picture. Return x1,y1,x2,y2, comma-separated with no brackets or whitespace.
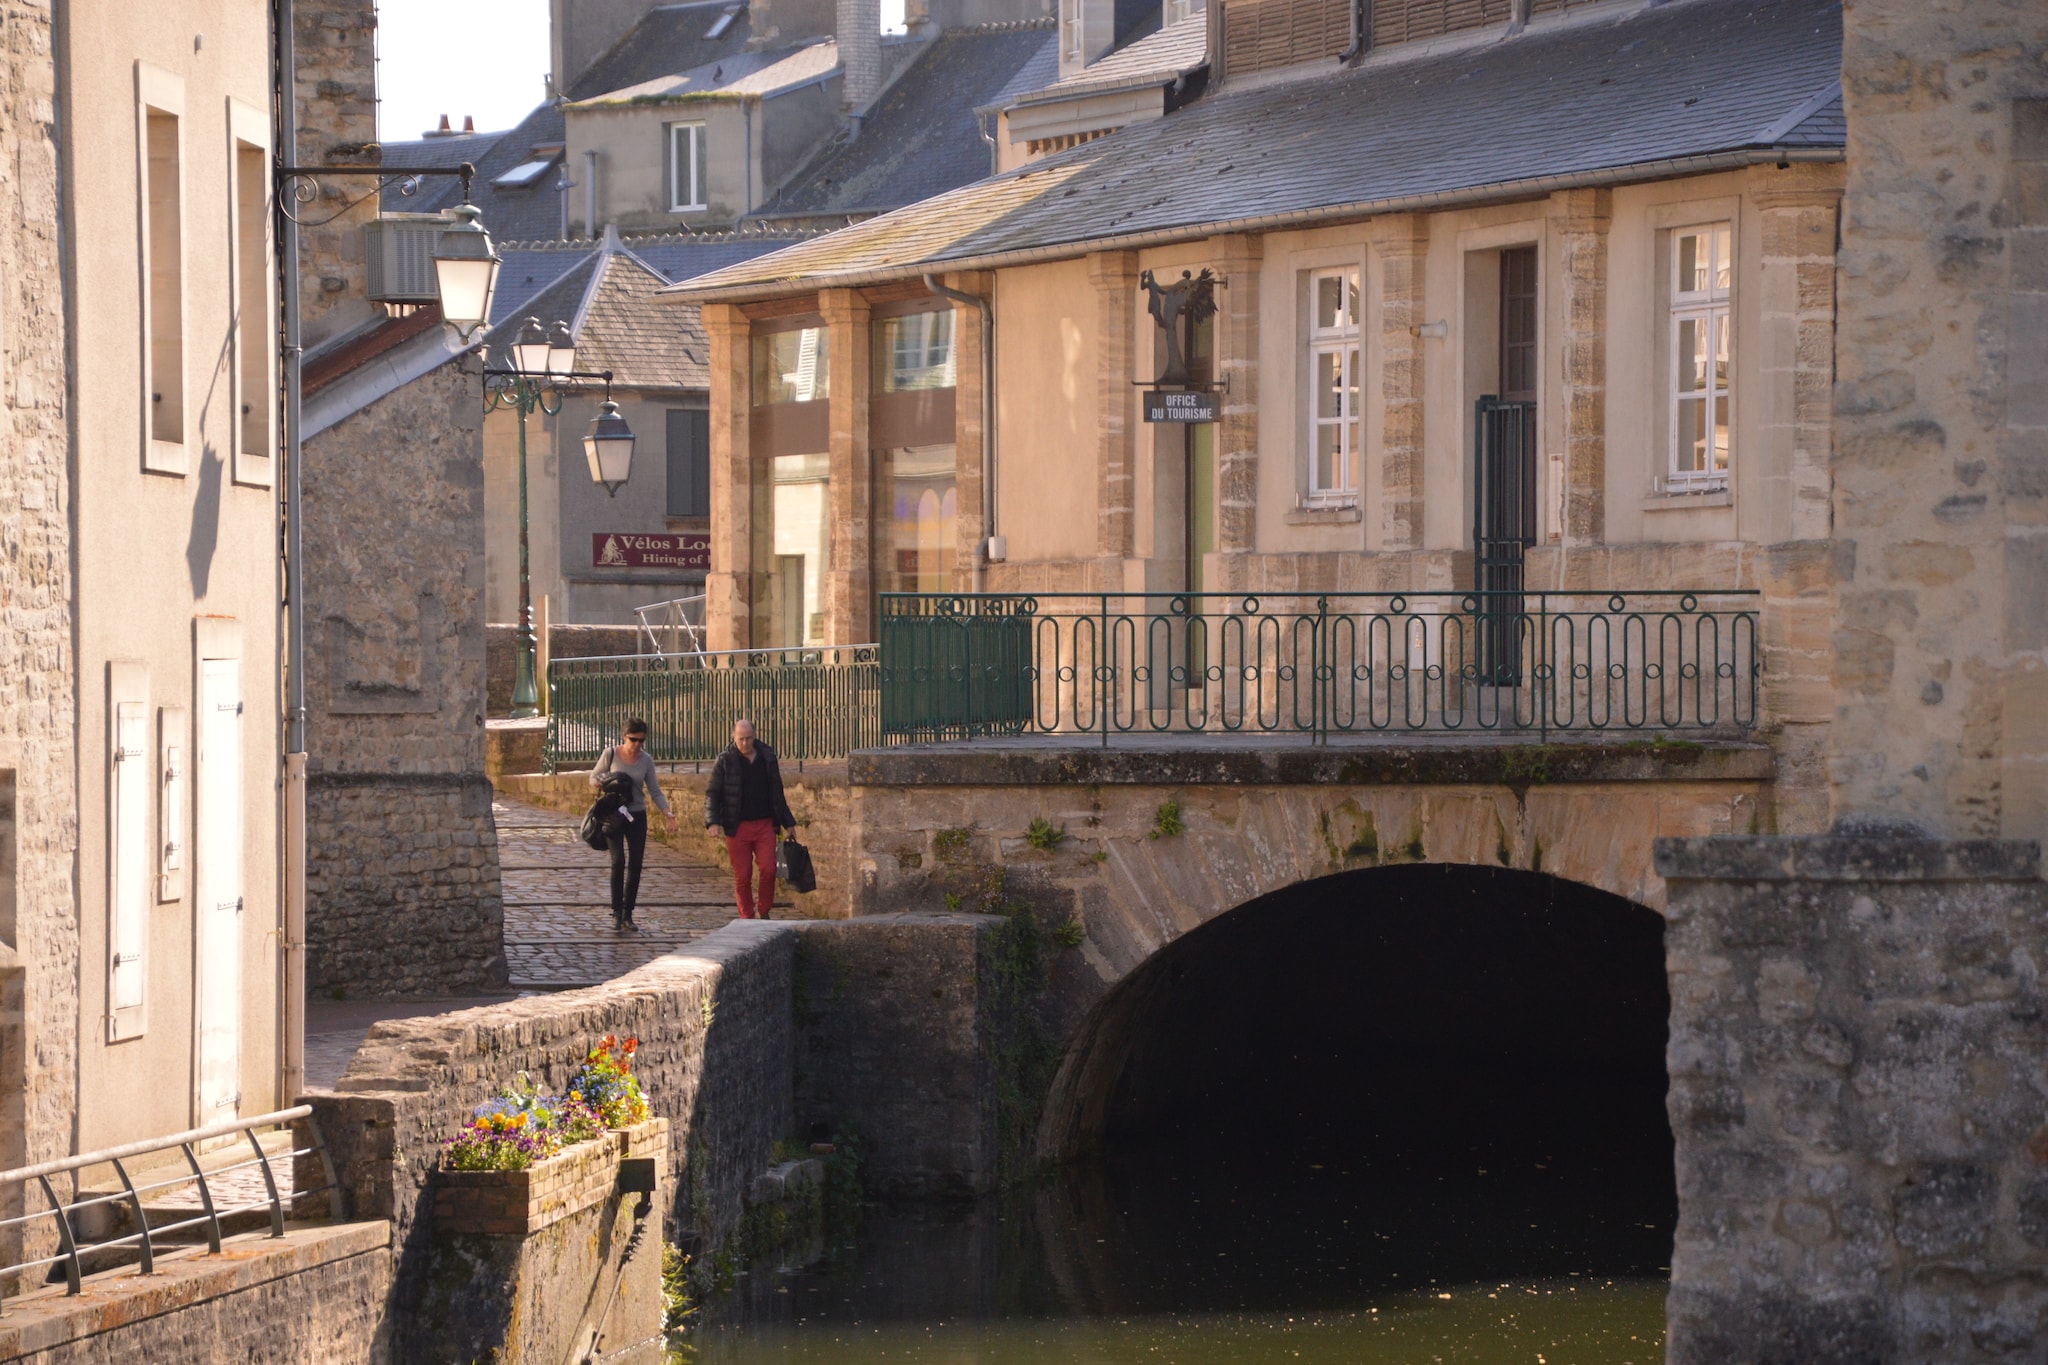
874,311,956,392
138,72,185,463
1668,224,1732,489
1305,268,1361,504
752,326,829,404
230,107,274,484
666,408,710,519
765,452,831,647
667,123,705,213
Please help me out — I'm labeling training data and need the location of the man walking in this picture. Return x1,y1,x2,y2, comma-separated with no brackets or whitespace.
704,718,796,919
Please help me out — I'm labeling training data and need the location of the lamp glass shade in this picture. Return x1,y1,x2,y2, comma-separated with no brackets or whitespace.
512,318,551,376
431,204,500,332
583,400,636,495
547,321,577,378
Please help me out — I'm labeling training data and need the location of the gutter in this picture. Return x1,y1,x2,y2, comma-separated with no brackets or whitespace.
923,274,997,586
272,0,307,1110
665,145,1842,303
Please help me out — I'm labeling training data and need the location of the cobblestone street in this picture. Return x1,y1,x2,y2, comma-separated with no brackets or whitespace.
497,796,773,989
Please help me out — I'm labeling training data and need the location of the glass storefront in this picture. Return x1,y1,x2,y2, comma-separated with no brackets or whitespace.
877,446,957,594
768,452,830,647
875,311,956,393
752,326,830,405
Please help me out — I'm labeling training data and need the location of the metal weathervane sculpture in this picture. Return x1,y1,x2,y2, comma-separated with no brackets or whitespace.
1140,267,1218,387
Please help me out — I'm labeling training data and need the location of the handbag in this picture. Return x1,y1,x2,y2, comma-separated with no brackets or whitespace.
777,834,818,895
578,803,610,851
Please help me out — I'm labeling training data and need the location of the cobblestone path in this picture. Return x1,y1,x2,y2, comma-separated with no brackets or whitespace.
496,797,775,989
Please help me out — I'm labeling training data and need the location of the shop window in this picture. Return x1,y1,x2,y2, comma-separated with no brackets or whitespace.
874,310,956,392
877,445,957,594
752,326,829,405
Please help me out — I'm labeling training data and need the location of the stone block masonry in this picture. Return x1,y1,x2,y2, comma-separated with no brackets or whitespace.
305,775,507,996
1659,836,2048,1362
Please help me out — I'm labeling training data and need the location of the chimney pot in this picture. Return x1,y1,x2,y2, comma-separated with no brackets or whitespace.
463,115,475,133
437,113,451,132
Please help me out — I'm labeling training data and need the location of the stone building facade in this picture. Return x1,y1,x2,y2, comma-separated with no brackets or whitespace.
301,364,508,995
0,0,289,1206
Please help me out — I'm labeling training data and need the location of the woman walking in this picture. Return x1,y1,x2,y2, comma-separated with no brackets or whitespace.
591,718,675,930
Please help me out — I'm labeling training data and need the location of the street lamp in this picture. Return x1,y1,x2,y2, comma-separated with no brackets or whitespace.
485,320,634,718
431,202,502,341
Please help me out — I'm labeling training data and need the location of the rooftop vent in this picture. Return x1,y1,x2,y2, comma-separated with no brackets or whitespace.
365,212,451,304
706,5,742,38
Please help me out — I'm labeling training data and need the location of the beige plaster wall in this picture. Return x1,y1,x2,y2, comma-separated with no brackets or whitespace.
62,0,283,1147
993,258,1099,564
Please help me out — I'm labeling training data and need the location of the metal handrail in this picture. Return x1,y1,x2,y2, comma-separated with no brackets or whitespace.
0,1106,336,1308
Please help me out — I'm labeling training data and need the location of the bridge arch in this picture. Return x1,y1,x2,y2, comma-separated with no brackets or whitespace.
1037,861,1673,1172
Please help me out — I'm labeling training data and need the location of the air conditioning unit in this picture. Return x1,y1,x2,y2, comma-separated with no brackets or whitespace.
365,213,451,304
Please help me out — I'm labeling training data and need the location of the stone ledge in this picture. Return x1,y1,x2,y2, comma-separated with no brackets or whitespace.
850,737,1774,787
0,1220,389,1358
1655,835,2041,883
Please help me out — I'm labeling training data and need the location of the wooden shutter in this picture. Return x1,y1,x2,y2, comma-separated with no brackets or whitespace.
197,658,243,1117
109,701,150,1030
666,408,711,519
1223,0,1353,75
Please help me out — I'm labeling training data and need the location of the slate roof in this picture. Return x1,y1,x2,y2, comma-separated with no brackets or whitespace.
1007,11,1206,107
670,0,1844,299
579,252,711,389
382,101,571,243
566,0,759,102
571,39,841,105
761,21,1059,219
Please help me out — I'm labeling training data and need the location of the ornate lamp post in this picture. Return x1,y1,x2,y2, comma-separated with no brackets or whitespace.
485,318,636,717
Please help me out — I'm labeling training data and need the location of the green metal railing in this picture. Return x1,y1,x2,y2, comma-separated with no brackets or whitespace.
879,590,1760,744
544,645,880,772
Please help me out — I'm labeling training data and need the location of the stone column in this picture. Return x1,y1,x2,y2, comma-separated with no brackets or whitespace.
822,288,873,644
1749,164,1843,544
1089,252,1139,576
1372,218,1428,552
946,272,992,590
702,304,755,651
1659,835,2047,1362
293,0,379,350
1211,235,1263,574
1547,188,1610,546
1827,3,2048,839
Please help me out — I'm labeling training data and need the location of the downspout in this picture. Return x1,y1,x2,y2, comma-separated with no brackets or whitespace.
273,0,307,1107
923,274,996,590
1336,0,1370,64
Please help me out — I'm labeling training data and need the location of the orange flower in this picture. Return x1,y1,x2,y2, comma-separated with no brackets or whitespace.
624,1037,638,1053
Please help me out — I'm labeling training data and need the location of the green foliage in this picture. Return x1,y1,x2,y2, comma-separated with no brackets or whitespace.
933,826,974,861
943,891,963,911
1025,817,1066,852
1148,800,1186,840
662,1245,697,1332
567,1035,652,1129
1091,850,1108,864
1053,917,1086,949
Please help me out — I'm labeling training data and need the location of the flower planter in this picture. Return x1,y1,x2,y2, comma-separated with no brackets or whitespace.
435,1118,668,1237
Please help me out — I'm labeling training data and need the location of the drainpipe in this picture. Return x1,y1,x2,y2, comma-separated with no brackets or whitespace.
273,0,307,1107
584,148,599,238
924,274,996,590
1336,0,1369,63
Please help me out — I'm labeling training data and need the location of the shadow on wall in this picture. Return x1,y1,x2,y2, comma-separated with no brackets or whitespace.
186,443,223,597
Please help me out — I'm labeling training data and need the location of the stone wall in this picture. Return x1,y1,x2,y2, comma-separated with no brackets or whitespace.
304,364,505,996
1659,835,2048,1362
293,0,380,350
1828,0,2048,841
0,0,77,1205
486,622,643,716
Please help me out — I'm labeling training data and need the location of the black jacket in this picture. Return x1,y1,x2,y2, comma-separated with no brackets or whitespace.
704,742,796,835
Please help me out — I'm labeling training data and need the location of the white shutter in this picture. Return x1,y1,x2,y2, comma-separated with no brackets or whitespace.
109,702,150,1029
158,707,187,902
196,659,243,1116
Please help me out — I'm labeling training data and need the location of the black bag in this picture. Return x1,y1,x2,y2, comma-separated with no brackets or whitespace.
580,773,633,851
777,835,817,895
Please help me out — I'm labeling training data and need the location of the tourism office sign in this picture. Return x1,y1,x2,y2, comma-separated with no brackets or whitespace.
592,532,710,570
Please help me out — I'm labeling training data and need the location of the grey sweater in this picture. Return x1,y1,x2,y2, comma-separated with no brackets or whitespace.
591,747,671,815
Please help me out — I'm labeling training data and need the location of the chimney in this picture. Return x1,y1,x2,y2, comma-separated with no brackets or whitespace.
837,0,882,113
292,0,381,349
464,115,476,133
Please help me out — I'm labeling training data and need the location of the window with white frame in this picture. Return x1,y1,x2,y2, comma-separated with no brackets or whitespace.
1306,268,1361,504
1668,224,1732,489
667,123,706,213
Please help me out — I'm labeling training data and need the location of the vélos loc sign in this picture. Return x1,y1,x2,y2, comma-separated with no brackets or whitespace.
592,532,710,570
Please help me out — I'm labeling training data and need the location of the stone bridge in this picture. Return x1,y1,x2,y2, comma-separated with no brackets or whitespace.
831,735,1774,1155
